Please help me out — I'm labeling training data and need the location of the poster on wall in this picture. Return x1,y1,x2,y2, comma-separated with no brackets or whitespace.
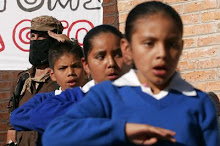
0,0,103,70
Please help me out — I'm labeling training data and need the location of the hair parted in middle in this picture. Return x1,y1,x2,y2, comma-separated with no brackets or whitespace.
83,24,124,62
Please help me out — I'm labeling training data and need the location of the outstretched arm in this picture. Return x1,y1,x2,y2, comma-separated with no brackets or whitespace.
10,92,55,131
29,87,85,133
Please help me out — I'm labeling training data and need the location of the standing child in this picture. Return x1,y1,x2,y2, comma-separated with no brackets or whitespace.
10,40,86,145
43,1,219,146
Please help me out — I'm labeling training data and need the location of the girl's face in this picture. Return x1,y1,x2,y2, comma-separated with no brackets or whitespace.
83,32,125,83
50,53,86,91
127,14,183,93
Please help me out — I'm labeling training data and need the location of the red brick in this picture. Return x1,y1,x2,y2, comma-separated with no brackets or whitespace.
180,47,218,60
0,112,9,121
183,0,216,13
184,23,216,37
118,12,129,23
0,132,7,144
181,70,216,82
0,72,13,81
197,58,220,69
0,122,8,132
103,15,116,25
218,23,220,32
118,1,133,13
171,4,182,14
103,0,116,5
183,38,196,48
165,0,188,3
103,3,117,15
200,0,217,10
195,81,220,92
181,13,199,25
0,82,13,91
0,91,10,100
119,23,125,34
201,10,220,22
183,1,201,13
198,34,220,47
0,101,8,112
178,60,196,71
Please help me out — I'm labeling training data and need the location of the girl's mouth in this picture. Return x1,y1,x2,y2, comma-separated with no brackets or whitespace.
153,66,167,77
108,73,119,80
67,80,77,87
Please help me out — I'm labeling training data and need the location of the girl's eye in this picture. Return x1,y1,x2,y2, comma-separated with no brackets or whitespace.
144,41,154,47
58,67,66,71
96,54,104,60
167,42,179,49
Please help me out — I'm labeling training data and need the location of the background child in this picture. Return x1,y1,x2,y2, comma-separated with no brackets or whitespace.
42,1,219,146
10,40,86,145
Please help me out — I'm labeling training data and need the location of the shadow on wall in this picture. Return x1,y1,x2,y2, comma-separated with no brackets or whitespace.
207,91,220,137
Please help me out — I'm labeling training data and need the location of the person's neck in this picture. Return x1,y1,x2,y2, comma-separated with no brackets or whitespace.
136,71,168,94
34,65,50,78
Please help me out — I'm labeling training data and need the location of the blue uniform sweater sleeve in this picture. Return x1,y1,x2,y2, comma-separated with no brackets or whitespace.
42,82,127,146
10,91,55,131
29,87,85,133
198,92,220,145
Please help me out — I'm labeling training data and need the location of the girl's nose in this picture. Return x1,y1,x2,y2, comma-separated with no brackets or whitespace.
67,68,76,76
107,56,116,68
156,44,166,59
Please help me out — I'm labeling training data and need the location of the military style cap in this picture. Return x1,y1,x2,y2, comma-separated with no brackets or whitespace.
30,15,63,33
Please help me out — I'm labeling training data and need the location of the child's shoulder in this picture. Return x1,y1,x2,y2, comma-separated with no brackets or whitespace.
188,88,215,106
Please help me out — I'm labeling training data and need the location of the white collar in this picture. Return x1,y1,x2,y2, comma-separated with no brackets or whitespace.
81,80,95,93
113,69,197,99
55,87,62,95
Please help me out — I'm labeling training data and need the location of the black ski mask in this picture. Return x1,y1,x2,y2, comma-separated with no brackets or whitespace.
29,38,56,67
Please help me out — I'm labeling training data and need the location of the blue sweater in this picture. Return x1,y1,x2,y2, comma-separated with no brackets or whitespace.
42,72,219,145
10,87,85,134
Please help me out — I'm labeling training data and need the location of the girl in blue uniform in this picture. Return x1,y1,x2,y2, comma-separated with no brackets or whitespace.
42,1,218,146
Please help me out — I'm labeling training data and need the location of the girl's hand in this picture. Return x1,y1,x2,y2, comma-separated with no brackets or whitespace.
126,123,176,145
48,30,70,42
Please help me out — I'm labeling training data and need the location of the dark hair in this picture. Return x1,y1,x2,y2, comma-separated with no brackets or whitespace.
83,24,123,61
125,1,183,42
48,40,83,69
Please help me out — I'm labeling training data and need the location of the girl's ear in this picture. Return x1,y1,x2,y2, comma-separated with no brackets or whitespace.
49,68,56,81
81,57,90,75
120,38,133,71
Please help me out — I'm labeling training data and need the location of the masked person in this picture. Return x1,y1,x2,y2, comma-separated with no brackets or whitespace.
6,15,68,146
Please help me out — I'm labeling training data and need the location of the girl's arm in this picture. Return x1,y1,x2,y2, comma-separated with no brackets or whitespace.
29,87,85,133
9,92,54,131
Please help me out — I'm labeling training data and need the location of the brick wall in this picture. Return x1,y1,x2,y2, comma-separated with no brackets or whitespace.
0,0,219,145
0,71,19,145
